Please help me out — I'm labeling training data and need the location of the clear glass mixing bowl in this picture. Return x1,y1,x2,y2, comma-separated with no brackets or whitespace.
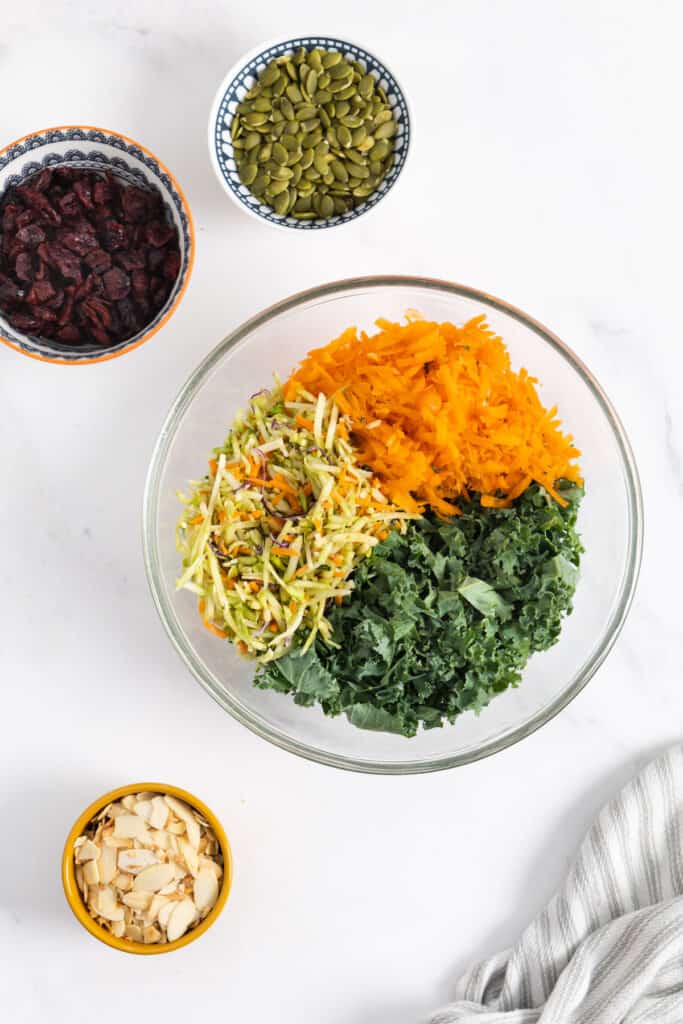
143,277,643,773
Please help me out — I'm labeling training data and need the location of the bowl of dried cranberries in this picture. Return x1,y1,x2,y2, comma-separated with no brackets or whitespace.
0,126,194,364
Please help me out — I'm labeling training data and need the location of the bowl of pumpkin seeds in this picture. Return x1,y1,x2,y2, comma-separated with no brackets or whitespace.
208,36,410,229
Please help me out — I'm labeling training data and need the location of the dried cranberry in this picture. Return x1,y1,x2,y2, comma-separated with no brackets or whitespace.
115,249,146,271
16,224,47,248
84,248,112,273
90,325,111,346
116,296,139,334
82,296,113,329
44,243,82,283
73,275,96,302
60,227,99,256
2,202,20,234
58,287,75,326
16,209,37,229
26,279,56,305
121,187,150,224
163,251,180,281
56,324,82,343
100,218,129,252
131,268,148,297
0,273,24,307
93,178,114,206
32,169,53,193
103,266,130,300
145,220,175,247
17,187,61,226
15,252,34,282
147,246,165,271
10,312,42,332
72,177,94,210
58,191,82,219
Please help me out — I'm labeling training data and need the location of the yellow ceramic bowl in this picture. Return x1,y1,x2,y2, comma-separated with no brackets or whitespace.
62,782,232,954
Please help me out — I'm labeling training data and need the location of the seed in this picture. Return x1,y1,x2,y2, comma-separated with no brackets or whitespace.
319,109,331,129
289,164,302,187
300,147,315,169
335,100,350,118
304,166,321,182
348,161,369,178
281,134,299,151
244,112,268,126
292,210,317,219
272,142,288,164
306,69,318,97
374,120,397,140
268,178,290,196
294,195,312,212
260,61,280,87
319,195,335,217
369,159,383,175
314,153,331,175
270,166,293,181
369,140,391,161
272,75,287,97
328,62,353,81
328,78,350,94
326,127,339,148
280,97,295,120
333,196,348,215
297,179,314,195
272,190,290,215
357,135,375,153
302,129,323,148
284,61,298,82
359,73,375,99
296,103,317,120
334,83,357,101
308,49,323,72
339,114,363,129
270,109,285,123
239,162,258,185
243,132,261,150
300,117,320,132
230,118,240,140
330,159,349,183
293,47,307,63
252,97,271,113
346,148,366,166
251,174,270,196
322,50,342,67
323,171,335,186
314,89,332,104
337,125,352,148
237,101,252,114
285,84,302,103
351,126,367,147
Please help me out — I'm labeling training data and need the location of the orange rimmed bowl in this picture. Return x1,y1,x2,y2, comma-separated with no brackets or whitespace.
0,125,194,365
62,782,232,954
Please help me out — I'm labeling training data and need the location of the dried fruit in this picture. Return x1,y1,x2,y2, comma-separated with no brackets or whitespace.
73,790,223,944
0,167,180,349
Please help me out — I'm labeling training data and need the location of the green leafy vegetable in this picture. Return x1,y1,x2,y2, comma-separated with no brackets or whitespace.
256,483,584,737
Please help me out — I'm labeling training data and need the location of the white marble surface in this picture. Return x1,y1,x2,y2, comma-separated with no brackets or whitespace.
1,1,682,1020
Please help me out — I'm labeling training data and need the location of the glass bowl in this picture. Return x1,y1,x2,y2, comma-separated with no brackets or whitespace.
143,277,643,774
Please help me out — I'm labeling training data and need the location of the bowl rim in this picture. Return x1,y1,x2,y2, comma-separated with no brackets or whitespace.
0,124,195,366
61,781,232,954
142,274,644,775
207,35,411,231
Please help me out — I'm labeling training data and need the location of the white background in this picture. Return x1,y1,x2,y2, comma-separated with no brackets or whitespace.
1,2,682,1021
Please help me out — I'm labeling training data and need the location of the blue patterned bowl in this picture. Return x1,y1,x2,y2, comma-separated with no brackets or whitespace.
208,36,411,230
0,126,194,365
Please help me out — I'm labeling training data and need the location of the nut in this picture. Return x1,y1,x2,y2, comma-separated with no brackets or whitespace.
73,790,223,944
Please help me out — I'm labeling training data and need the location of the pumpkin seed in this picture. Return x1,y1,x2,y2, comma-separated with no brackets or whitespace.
289,164,303,187
328,62,353,81
260,61,280,87
239,162,258,185
333,196,348,214
373,108,394,126
322,50,342,67
270,108,284,124
230,118,241,140
272,75,287,97
308,49,323,72
346,148,366,167
348,161,369,178
323,171,335,186
292,210,317,219
317,71,331,89
297,179,314,195
272,142,288,163
258,143,272,161
314,89,332,104
369,159,383,175
279,97,295,120
319,195,335,217
330,159,349,182
293,47,307,63
300,147,315,169
250,174,270,196
268,178,290,196
319,108,331,129
374,120,397,140
300,117,320,132
281,133,299,151
305,69,318,97
369,139,391,161
272,190,290,215
285,84,302,103
243,132,261,150
314,153,331,175
244,112,268,127
358,73,375,100
335,100,350,118
302,129,323,148
339,114,364,129
252,97,271,113
296,103,317,120
337,125,352,148
334,83,357,101
357,135,375,153
284,61,298,82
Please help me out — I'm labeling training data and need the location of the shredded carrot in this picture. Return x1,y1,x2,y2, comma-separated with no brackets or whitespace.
208,458,218,476
286,316,581,510
295,414,314,431
198,598,206,615
190,514,203,525
248,581,260,592
335,595,343,605
289,600,298,612
236,640,247,653
272,545,296,556
203,619,227,639
268,621,279,633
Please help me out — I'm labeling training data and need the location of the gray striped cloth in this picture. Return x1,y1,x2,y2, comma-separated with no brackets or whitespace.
430,746,683,1024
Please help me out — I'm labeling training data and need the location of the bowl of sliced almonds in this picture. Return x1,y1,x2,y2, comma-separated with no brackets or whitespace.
61,782,232,954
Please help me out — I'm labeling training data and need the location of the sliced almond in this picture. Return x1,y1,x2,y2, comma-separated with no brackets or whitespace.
178,837,199,877
194,868,219,914
143,925,162,944
115,872,133,892
111,919,126,938
83,859,100,886
158,881,179,896
118,848,159,874
114,815,150,842
134,800,153,822
166,897,197,942
97,844,117,885
103,835,133,849
149,796,169,830
198,855,223,879
121,795,136,810
97,886,124,922
75,838,100,863
167,820,186,835
133,862,175,893
151,829,170,850
157,901,176,929
125,924,143,942
145,894,170,925
122,890,153,911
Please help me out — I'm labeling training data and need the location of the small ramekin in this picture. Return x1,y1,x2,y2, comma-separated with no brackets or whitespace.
61,782,232,954
0,125,194,364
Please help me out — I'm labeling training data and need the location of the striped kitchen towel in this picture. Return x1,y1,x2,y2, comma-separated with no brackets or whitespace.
430,746,683,1024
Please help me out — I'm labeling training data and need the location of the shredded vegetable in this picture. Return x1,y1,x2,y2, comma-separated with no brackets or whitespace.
285,315,582,514
176,383,412,661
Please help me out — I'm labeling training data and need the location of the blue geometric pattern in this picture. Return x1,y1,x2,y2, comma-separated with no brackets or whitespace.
211,37,410,230
0,128,192,361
